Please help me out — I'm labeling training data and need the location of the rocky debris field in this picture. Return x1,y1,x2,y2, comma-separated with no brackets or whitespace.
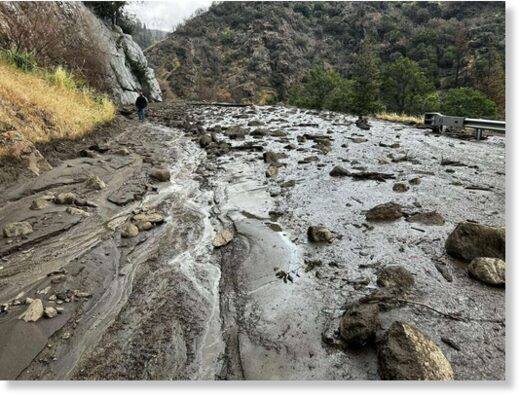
0,102,505,380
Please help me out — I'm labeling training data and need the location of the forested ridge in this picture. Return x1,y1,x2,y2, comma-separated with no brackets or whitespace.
147,1,505,118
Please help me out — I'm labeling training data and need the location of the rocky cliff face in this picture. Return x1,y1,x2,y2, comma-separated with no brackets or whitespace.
0,1,161,104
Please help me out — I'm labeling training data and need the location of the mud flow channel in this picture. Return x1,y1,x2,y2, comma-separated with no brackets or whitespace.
0,104,505,380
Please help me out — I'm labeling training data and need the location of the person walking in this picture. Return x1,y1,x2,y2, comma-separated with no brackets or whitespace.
135,92,148,122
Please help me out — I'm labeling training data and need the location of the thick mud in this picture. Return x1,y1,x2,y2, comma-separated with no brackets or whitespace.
0,103,505,380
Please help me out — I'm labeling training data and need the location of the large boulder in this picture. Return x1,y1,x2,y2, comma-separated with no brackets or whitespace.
378,321,455,380
468,257,505,286
445,222,505,261
339,303,380,347
18,299,44,322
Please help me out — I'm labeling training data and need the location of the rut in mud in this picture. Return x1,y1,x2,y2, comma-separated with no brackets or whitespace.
0,103,505,380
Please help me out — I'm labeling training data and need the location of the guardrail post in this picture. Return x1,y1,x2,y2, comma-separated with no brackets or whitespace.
475,128,483,140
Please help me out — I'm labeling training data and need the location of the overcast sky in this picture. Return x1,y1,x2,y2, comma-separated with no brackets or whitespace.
126,0,214,32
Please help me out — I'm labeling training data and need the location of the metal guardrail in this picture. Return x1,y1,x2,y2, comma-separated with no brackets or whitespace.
424,112,506,140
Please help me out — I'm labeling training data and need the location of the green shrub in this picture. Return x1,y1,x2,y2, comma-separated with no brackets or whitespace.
440,88,497,118
1,49,38,72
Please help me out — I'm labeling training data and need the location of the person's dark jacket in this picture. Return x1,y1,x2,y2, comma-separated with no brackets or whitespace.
136,95,148,110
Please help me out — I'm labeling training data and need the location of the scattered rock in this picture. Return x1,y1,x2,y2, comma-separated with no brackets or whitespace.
30,198,50,210
3,222,33,238
280,180,296,188
121,222,139,238
212,229,234,247
339,303,380,347
133,211,164,225
266,165,279,178
445,222,505,261
55,192,77,205
409,177,422,185
350,137,368,143
62,332,71,340
392,182,409,193
378,321,455,380
0,131,52,175
66,207,90,217
366,202,403,222
86,175,106,190
44,306,58,319
115,147,130,156
18,299,44,322
263,151,287,165
468,257,505,286
307,226,334,243
329,165,351,177
377,266,415,291
350,171,395,181
406,211,445,225
199,134,213,148
134,220,153,231
51,274,67,284
355,116,371,130
434,262,453,282
150,167,171,182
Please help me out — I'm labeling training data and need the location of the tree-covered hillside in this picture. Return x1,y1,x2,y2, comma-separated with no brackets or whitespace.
146,1,505,117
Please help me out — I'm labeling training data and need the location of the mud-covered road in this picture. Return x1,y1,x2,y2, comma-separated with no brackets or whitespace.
0,102,505,380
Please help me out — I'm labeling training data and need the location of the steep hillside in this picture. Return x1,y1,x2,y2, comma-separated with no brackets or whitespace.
0,1,162,104
146,1,504,110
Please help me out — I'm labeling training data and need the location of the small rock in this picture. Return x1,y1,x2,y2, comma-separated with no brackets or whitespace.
266,165,279,178
355,116,371,130
62,332,71,340
199,134,213,148
392,182,409,193
135,220,153,231
121,222,139,238
51,275,67,284
66,207,90,217
116,148,130,156
25,297,34,305
329,165,351,177
18,299,44,322
212,229,234,247
86,175,106,190
377,266,415,291
378,321,455,380
3,222,33,238
133,211,164,224
409,177,422,185
30,198,50,210
468,257,505,286
150,167,171,182
406,211,445,226
445,222,505,261
56,307,64,313
366,202,403,222
44,306,58,318
55,192,77,205
307,226,334,243
339,303,380,347
263,151,287,165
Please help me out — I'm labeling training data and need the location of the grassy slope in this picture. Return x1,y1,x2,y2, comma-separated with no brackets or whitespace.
0,60,115,155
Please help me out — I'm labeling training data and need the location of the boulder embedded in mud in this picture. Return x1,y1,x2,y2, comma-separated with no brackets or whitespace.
66,207,90,217
212,229,234,247
199,134,213,148
468,257,505,286
329,165,351,177
339,303,380,347
392,182,409,193
406,211,445,226
378,321,455,380
366,202,403,222
377,266,415,291
18,299,44,322
263,151,287,165
55,192,77,205
409,177,422,185
445,222,505,261
3,221,33,238
0,131,52,176
150,167,171,182
307,226,334,243
86,175,106,190
30,198,50,210
121,222,139,238
266,165,279,178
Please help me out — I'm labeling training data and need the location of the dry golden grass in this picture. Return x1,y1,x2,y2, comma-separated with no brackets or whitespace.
0,60,115,153
375,112,424,125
